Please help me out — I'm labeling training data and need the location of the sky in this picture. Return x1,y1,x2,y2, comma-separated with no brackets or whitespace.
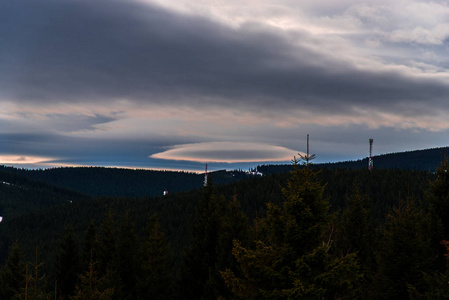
1,0,448,171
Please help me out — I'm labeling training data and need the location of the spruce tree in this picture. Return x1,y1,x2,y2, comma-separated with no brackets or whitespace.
215,190,250,299
0,241,24,299
222,153,361,299
336,185,373,264
81,220,97,272
52,224,81,299
71,251,114,300
418,240,449,299
137,214,172,300
115,211,139,299
331,186,374,297
179,178,227,299
96,209,118,298
427,155,449,236
373,198,439,299
18,247,51,300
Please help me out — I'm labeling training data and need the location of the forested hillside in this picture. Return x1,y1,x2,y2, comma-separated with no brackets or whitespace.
1,146,445,199
0,166,254,197
258,146,448,174
0,169,87,218
0,153,446,299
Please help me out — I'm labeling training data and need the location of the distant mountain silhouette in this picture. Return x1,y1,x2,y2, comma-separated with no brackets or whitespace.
257,146,449,175
1,146,447,198
0,166,256,198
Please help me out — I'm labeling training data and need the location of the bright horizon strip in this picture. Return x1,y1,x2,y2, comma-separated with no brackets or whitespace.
0,155,57,165
0,155,204,173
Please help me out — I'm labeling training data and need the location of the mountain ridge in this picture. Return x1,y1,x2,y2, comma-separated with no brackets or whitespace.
257,146,449,175
1,146,447,198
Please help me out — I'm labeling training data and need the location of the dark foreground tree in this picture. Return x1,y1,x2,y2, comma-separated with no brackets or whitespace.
137,214,173,300
336,185,372,261
222,154,361,299
81,220,97,272
373,198,439,299
71,251,114,300
427,156,449,232
0,241,24,299
52,224,81,299
179,178,227,299
115,211,139,299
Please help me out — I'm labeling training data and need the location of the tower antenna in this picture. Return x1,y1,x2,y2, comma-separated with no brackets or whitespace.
204,164,208,187
369,139,373,171
307,134,310,168
304,134,316,166
307,134,309,161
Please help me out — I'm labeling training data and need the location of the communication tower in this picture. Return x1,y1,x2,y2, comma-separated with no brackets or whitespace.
369,139,373,171
204,164,208,187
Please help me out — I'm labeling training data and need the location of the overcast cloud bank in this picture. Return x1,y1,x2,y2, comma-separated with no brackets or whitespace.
1,0,448,170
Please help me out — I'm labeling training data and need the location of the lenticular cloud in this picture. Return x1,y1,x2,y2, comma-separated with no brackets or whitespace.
150,142,302,163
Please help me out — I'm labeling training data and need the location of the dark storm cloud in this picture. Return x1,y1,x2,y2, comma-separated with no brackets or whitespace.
1,0,448,117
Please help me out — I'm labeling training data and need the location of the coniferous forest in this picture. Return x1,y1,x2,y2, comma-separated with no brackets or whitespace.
0,148,449,299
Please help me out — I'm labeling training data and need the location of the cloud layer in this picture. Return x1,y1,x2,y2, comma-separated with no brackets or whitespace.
151,142,302,163
1,0,448,170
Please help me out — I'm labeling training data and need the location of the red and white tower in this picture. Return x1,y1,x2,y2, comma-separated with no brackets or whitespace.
369,139,373,171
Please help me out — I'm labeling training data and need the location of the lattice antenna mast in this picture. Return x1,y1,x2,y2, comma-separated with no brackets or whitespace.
369,138,373,171
204,164,208,187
